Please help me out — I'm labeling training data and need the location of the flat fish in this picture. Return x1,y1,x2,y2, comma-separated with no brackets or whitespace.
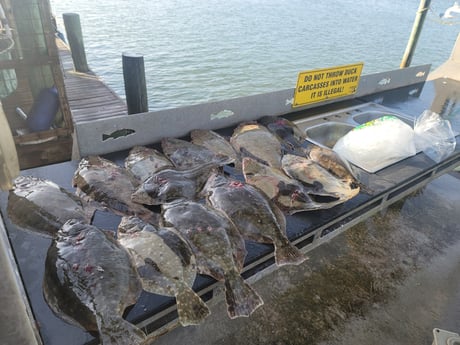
124,146,173,183
43,219,145,345
230,122,283,168
161,201,263,319
281,154,360,202
7,176,94,238
117,216,210,326
202,173,307,266
190,129,238,164
73,156,158,224
161,137,232,169
131,163,218,205
258,115,307,153
242,157,342,214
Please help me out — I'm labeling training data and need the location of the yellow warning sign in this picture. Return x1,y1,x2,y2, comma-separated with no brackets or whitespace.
293,63,364,107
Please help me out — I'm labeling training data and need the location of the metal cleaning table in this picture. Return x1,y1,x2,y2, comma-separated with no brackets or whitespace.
1,69,460,344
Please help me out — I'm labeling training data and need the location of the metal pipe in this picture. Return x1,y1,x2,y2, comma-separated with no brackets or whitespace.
400,0,432,68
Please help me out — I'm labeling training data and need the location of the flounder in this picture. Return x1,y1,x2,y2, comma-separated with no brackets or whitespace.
190,129,238,164
242,157,343,214
161,201,263,318
281,154,360,201
131,163,219,205
117,216,210,326
7,176,94,238
43,219,145,345
124,146,173,183
202,173,307,266
230,122,283,168
161,137,232,169
258,115,307,154
73,156,158,224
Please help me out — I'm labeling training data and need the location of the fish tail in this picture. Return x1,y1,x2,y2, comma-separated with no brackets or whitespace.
223,270,264,319
102,134,111,141
175,283,211,326
98,315,146,345
273,239,308,267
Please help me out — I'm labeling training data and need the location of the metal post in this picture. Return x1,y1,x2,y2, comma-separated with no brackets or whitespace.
122,53,148,114
62,13,89,73
400,0,432,68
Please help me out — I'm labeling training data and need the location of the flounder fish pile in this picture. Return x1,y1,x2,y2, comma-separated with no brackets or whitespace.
6,115,363,343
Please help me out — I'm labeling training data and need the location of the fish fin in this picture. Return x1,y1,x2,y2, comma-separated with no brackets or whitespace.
175,284,211,326
98,315,146,345
223,271,264,319
273,240,308,267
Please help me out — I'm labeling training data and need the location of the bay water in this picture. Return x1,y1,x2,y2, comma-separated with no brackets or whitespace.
50,0,460,110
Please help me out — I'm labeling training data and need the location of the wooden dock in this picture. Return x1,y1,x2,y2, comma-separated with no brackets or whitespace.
56,39,128,124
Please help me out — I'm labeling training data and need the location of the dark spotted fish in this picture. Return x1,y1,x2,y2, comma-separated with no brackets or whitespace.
230,122,283,168
124,146,173,183
161,201,263,319
242,157,343,214
258,115,307,153
281,154,360,201
161,137,232,169
43,219,145,345
202,173,307,266
131,163,218,205
7,176,94,238
117,216,210,326
73,156,158,224
190,129,238,164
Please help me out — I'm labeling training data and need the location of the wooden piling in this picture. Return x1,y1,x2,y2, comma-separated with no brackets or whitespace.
122,53,148,114
400,0,432,68
62,13,89,73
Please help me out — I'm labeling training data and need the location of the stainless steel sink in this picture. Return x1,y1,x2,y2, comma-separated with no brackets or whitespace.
304,122,355,149
352,111,414,127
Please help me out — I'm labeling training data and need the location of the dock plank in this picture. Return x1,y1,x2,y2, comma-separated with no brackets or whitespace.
57,39,128,124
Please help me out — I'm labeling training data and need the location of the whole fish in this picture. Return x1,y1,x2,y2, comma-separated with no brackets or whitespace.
73,156,158,224
161,201,263,319
202,173,307,266
7,176,94,238
242,157,342,214
190,129,238,164
281,154,360,201
131,163,218,205
43,219,145,345
161,137,232,169
117,216,210,326
124,146,173,183
230,122,283,168
258,115,307,153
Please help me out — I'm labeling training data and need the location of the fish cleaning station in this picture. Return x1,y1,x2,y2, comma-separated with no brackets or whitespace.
1,1,460,345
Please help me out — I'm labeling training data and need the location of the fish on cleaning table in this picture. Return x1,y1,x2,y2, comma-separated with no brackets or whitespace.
125,146,173,183
161,137,233,169
73,156,159,224
43,219,145,345
258,115,308,153
202,173,307,266
7,176,94,238
161,200,263,319
242,157,344,214
281,154,360,202
230,122,283,168
117,216,210,326
190,129,238,164
131,162,219,205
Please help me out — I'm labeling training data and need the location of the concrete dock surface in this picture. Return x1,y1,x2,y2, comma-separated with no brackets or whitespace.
151,171,460,345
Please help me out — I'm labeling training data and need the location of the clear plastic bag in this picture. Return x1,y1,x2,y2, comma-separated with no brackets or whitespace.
414,110,456,163
333,116,416,173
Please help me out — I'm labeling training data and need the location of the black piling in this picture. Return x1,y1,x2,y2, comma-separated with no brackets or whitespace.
122,53,148,114
62,13,89,73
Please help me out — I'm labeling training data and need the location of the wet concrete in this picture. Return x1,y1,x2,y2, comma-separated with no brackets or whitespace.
151,171,460,345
